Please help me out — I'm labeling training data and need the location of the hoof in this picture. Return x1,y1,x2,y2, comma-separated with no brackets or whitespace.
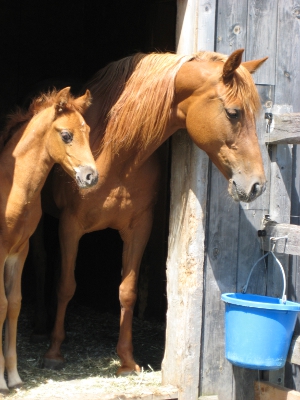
0,388,10,395
41,358,65,370
30,332,49,343
118,369,139,377
9,382,24,390
116,364,140,377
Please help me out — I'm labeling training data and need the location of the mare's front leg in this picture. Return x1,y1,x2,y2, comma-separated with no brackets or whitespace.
43,212,82,369
29,215,49,340
117,211,153,375
4,243,29,389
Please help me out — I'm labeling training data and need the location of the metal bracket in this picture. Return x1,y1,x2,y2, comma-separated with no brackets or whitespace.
265,112,273,133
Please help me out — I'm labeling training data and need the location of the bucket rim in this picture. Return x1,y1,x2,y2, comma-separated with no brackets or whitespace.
221,293,300,311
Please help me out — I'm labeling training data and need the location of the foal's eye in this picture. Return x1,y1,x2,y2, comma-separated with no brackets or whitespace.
60,130,73,144
225,108,240,120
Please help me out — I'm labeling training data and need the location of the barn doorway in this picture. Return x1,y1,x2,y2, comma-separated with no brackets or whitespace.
0,0,177,371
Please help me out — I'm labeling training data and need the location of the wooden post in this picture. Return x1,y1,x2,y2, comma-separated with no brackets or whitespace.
162,1,215,399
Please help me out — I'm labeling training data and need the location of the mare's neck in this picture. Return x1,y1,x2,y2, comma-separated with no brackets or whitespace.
104,107,185,172
0,110,55,204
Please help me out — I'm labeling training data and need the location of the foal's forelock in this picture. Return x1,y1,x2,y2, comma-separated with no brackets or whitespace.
0,90,84,154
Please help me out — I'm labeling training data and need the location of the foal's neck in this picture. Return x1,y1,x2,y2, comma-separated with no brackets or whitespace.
1,110,55,204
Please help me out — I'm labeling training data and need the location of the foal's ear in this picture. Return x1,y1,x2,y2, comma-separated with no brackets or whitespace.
242,56,268,74
54,87,71,113
73,90,92,114
222,49,244,84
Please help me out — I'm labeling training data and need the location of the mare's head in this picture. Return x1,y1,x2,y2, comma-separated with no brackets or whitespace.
176,49,267,203
31,87,98,188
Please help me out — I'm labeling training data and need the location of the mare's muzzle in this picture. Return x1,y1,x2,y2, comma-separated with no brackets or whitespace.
229,179,266,203
75,165,98,188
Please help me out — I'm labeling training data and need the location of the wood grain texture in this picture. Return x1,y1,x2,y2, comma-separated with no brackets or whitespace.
162,2,215,399
275,0,300,110
265,114,300,144
261,222,300,255
162,131,208,400
246,0,278,85
215,0,247,54
254,381,300,400
288,335,300,365
199,163,238,400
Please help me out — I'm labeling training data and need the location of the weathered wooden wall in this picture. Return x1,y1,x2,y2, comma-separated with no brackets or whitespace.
163,1,300,399
202,1,300,399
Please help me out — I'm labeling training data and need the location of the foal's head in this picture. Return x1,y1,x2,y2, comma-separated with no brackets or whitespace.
32,87,99,188
176,49,267,203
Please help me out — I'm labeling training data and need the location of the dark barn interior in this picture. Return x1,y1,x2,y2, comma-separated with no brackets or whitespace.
0,0,177,323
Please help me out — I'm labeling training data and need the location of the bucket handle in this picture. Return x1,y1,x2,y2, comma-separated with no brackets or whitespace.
241,236,288,304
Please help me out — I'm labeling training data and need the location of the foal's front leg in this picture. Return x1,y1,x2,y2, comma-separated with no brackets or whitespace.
43,212,82,369
117,212,153,375
0,250,8,393
4,244,29,389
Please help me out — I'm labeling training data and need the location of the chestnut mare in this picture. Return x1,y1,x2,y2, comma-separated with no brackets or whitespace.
0,88,98,392
41,49,267,375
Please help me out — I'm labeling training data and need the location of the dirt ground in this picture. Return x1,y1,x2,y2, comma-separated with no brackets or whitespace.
3,301,175,399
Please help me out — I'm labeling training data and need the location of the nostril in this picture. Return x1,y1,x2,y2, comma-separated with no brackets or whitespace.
86,173,92,181
251,182,260,196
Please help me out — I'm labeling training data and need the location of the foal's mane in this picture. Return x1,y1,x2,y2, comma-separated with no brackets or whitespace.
0,90,83,152
86,51,261,156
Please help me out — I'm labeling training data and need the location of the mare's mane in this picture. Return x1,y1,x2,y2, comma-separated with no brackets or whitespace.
87,51,260,156
0,90,84,153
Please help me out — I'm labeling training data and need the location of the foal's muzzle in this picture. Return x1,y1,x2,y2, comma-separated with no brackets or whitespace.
75,165,98,188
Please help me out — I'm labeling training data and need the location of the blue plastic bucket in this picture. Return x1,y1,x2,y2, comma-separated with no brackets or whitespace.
221,293,300,370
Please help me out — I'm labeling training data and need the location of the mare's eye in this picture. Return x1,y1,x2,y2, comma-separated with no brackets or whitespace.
60,130,73,144
225,108,240,120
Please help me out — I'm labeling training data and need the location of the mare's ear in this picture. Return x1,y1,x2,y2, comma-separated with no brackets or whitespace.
55,87,71,113
242,56,268,74
73,90,92,114
222,49,244,84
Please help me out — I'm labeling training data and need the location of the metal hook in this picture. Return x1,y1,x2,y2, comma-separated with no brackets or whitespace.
270,235,288,252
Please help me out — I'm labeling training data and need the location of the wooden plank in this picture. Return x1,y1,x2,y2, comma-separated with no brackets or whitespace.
176,0,197,54
265,114,300,144
162,2,215,399
254,381,300,400
269,145,293,225
196,1,216,51
276,0,300,391
261,221,300,255
233,211,267,398
162,131,209,399
199,396,219,400
266,142,292,300
199,163,239,399
264,141,293,387
215,0,248,54
288,335,300,365
275,0,300,108
11,387,179,400
286,143,300,390
246,0,278,85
